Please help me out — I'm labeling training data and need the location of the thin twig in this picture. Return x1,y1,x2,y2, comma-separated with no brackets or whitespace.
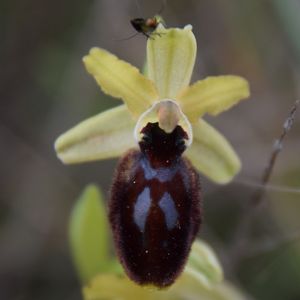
135,0,143,16
251,99,300,205
229,99,299,266
234,178,300,194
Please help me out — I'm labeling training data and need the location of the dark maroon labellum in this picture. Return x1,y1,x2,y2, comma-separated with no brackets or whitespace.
109,122,202,287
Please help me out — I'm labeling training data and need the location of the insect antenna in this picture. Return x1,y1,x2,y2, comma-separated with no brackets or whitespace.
135,0,143,16
113,32,140,42
157,0,168,15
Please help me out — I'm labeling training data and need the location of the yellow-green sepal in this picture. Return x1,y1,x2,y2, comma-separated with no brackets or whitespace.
147,25,196,99
55,105,136,164
185,119,241,184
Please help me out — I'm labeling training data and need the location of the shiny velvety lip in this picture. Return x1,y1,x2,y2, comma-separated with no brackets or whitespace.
109,122,201,287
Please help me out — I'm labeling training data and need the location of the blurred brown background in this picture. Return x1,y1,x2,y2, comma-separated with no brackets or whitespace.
1,0,300,299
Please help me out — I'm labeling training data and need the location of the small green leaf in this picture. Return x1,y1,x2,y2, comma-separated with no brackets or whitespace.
186,240,223,288
106,259,124,275
69,184,110,283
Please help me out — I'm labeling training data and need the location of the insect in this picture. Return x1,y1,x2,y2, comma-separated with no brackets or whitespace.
128,0,167,39
109,122,202,287
130,16,160,38
115,15,163,41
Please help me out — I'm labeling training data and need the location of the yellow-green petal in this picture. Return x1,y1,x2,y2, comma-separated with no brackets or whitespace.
177,76,250,122
69,185,109,283
147,25,196,99
185,119,241,184
83,48,159,117
55,105,136,164
187,240,223,288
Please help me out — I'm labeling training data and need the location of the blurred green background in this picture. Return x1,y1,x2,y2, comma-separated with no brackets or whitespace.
1,0,300,299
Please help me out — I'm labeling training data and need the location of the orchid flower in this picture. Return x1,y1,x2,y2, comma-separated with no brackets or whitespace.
55,24,249,184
